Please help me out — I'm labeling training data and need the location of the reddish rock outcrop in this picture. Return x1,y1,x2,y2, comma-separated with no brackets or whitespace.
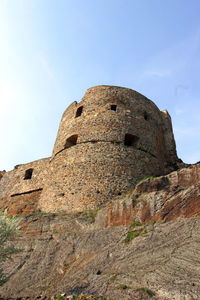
101,163,200,227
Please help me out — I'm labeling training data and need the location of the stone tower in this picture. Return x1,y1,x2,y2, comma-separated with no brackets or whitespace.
38,85,178,212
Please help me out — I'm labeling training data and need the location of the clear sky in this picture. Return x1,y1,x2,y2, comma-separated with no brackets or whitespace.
0,0,200,171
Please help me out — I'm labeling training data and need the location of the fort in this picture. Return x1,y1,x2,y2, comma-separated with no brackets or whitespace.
0,85,182,215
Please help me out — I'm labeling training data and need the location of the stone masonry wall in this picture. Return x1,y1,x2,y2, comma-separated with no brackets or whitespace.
39,86,178,212
39,142,162,212
52,86,170,161
0,158,50,214
0,86,179,214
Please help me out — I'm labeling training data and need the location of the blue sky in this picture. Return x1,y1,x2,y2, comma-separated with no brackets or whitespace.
0,0,200,171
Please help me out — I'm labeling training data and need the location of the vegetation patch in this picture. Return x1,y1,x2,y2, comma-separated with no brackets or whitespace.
137,287,155,297
0,210,21,285
130,220,142,228
52,230,59,234
69,295,106,300
22,210,52,217
136,175,154,185
117,283,129,290
109,274,117,283
124,221,154,243
82,209,98,223
124,231,140,243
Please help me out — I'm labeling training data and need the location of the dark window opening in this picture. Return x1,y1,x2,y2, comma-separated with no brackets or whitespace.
24,168,33,180
144,111,148,120
96,270,101,275
111,104,117,111
124,134,139,147
64,134,78,149
75,106,83,118
58,193,65,197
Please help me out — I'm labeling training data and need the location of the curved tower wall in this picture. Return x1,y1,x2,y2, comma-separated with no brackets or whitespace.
39,86,178,212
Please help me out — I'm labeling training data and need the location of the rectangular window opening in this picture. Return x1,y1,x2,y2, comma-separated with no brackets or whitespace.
64,134,78,149
75,106,83,118
24,168,33,180
111,104,117,111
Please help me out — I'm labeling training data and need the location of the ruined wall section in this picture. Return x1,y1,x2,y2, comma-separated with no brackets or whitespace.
52,100,78,158
0,157,50,215
161,110,179,171
39,86,178,213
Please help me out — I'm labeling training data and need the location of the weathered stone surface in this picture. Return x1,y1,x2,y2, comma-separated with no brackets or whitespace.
0,86,182,214
101,163,200,227
0,158,49,216
0,163,199,299
0,170,6,181
1,85,197,299
1,213,200,299
1,189,42,216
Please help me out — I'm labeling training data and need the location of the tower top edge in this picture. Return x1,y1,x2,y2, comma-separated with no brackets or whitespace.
83,85,152,103
85,85,141,95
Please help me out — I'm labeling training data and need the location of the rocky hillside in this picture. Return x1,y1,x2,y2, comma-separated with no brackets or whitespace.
0,163,200,300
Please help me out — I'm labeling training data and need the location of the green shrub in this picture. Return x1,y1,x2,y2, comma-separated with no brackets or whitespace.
83,209,98,223
130,220,142,228
138,287,155,296
0,210,21,285
124,231,140,243
136,176,154,185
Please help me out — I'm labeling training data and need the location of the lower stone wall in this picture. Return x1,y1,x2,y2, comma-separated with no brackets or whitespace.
1,189,43,216
0,158,50,215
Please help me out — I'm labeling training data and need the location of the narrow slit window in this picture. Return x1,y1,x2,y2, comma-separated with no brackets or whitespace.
64,134,78,149
111,104,117,111
124,134,139,147
144,111,148,120
75,106,83,118
24,168,33,180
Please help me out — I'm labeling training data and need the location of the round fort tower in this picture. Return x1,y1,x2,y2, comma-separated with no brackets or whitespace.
39,85,178,212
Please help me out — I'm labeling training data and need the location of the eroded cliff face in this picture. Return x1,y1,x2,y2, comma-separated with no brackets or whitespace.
102,162,200,227
0,163,200,300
